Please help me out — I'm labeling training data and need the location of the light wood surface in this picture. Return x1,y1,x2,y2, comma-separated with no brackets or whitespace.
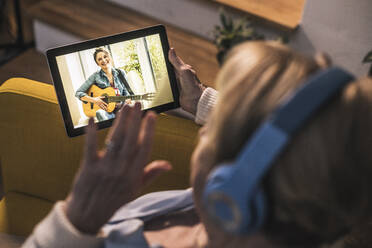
213,0,305,30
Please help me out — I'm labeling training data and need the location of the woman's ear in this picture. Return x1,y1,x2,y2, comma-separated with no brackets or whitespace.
314,52,332,69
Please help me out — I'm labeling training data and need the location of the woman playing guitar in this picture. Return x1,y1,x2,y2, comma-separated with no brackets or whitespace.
75,47,137,121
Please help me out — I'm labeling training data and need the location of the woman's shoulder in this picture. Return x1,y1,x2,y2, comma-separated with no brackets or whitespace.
86,70,105,81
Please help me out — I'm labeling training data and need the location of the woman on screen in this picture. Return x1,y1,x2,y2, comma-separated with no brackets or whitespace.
75,47,135,121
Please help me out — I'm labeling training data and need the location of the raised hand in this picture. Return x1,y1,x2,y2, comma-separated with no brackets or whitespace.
169,48,206,115
65,102,172,234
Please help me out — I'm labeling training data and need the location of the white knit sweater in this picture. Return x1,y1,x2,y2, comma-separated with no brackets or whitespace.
195,87,218,125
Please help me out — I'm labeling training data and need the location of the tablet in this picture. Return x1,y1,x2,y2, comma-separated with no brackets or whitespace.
47,25,179,137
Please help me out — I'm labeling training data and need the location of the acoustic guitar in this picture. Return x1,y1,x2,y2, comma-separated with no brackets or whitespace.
82,84,155,117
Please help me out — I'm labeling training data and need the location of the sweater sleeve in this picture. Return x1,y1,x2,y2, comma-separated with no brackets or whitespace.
22,201,104,248
195,87,219,125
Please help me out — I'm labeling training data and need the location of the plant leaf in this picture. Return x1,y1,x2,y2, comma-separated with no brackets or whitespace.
226,16,233,32
276,35,290,44
220,9,229,30
362,50,372,63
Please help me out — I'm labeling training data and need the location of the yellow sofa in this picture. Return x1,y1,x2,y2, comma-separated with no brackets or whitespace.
0,78,199,236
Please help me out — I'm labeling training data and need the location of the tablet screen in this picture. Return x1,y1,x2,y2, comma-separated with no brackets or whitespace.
47,25,179,137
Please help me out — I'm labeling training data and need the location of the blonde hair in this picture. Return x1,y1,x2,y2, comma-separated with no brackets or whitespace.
195,41,372,247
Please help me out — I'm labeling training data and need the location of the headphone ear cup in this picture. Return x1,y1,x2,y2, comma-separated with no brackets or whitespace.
204,163,268,234
204,164,248,233
247,187,267,233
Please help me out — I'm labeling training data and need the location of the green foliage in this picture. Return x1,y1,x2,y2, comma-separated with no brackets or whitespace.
275,35,290,44
213,8,265,64
146,35,167,83
362,50,372,76
111,40,143,80
213,8,290,65
362,50,372,63
121,41,142,78
122,53,142,76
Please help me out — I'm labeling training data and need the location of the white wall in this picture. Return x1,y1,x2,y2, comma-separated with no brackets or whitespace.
106,0,280,40
34,20,82,52
107,0,223,40
290,0,372,76
107,0,371,76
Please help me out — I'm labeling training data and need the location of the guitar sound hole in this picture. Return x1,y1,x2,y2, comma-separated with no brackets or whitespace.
90,92,94,109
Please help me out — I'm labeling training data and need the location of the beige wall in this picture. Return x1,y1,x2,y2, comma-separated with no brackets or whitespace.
289,0,372,76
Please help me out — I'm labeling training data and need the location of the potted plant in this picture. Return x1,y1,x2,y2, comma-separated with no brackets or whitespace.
213,9,265,65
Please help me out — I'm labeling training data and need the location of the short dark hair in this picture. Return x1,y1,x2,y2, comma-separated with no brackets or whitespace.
93,47,110,64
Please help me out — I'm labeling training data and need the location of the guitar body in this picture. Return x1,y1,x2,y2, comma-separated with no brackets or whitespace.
82,84,117,118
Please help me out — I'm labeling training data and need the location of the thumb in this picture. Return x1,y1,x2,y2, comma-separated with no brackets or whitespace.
142,160,172,187
169,48,184,68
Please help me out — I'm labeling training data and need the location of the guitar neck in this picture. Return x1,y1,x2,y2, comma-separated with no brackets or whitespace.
107,95,142,102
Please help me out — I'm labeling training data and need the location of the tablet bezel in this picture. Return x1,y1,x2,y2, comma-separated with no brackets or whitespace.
46,25,179,137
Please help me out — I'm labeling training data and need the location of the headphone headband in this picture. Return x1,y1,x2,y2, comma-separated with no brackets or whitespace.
203,67,355,234
272,67,355,134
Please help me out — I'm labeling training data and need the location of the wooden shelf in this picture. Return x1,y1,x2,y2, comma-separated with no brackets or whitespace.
27,0,219,87
213,0,305,30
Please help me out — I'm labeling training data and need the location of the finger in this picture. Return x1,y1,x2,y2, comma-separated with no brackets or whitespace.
132,111,157,174
84,118,98,165
141,160,172,187
105,104,131,153
98,102,107,109
119,102,142,160
183,64,193,71
176,77,182,93
169,48,185,69
173,68,181,90
174,68,180,78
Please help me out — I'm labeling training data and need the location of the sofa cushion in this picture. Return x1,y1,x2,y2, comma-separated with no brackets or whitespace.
0,192,53,236
0,78,200,235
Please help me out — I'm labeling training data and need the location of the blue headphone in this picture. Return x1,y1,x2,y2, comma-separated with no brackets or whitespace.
203,67,355,235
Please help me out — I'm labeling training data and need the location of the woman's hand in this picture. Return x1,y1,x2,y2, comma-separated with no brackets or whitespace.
124,99,132,105
169,48,206,115
65,102,172,234
93,96,108,111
